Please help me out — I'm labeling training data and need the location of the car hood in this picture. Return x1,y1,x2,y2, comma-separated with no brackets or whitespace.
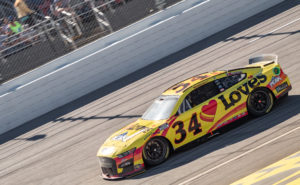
97,119,166,157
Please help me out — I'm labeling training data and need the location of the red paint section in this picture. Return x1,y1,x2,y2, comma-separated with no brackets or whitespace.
200,113,214,122
134,145,144,161
202,100,217,115
215,112,248,130
207,102,247,134
267,72,287,90
162,116,178,136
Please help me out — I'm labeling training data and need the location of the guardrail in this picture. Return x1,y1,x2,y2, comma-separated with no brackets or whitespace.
0,0,284,135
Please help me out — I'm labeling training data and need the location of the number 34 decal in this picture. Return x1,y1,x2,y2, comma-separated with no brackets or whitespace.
172,113,202,144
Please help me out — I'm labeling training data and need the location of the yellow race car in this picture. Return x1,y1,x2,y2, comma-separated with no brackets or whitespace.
97,54,291,179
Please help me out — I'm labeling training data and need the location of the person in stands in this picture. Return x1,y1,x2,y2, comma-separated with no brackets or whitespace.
14,0,36,26
2,18,12,36
8,17,23,35
0,27,8,51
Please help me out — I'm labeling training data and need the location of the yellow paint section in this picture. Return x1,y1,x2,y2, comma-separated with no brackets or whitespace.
162,71,225,96
231,151,300,185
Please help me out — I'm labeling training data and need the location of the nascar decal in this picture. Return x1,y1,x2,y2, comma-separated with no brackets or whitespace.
218,75,267,110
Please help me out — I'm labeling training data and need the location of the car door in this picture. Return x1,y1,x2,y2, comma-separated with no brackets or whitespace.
207,71,249,133
167,79,221,148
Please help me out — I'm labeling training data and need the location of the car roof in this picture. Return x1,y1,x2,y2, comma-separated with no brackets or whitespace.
162,71,225,96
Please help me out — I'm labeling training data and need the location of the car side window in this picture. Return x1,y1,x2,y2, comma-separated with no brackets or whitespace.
185,81,220,108
178,98,192,114
215,73,246,92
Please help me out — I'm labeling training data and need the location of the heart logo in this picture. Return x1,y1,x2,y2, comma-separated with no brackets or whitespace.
200,100,217,122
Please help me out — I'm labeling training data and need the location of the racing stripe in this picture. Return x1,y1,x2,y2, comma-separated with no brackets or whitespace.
207,102,247,134
199,113,214,122
162,115,178,137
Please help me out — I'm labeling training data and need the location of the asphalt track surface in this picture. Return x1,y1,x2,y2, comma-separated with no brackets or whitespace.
0,1,300,185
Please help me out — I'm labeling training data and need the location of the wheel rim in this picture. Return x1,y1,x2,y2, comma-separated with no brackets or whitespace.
250,90,270,112
145,139,165,161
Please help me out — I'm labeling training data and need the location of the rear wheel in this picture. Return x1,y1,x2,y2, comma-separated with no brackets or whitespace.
143,137,170,166
247,88,274,116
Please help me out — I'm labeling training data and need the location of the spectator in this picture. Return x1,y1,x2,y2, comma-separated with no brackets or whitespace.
8,17,23,34
25,0,45,12
39,0,53,16
51,0,71,18
0,27,8,51
14,0,36,26
2,18,12,36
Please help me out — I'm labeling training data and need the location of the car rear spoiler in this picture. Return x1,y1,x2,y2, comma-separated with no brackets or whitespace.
249,54,278,64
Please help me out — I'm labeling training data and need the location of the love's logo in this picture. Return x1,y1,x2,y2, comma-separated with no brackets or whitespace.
200,100,217,122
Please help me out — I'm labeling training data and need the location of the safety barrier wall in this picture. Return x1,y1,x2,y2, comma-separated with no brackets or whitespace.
0,0,284,134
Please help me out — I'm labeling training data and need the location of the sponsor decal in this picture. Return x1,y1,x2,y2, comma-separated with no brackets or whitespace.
208,103,247,133
276,82,288,93
159,123,169,131
273,67,281,76
134,164,142,170
144,131,153,140
112,132,128,141
216,112,248,129
113,125,151,142
121,158,128,163
127,123,151,132
269,76,282,88
200,100,217,122
218,75,267,110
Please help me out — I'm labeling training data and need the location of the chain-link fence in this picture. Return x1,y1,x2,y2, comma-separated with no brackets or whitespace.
0,0,182,84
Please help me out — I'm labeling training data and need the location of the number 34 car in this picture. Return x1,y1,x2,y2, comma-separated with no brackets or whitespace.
97,54,292,179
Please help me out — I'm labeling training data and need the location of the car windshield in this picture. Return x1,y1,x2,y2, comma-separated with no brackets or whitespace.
142,96,179,121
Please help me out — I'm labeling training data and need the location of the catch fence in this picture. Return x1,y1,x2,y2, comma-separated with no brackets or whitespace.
0,0,181,84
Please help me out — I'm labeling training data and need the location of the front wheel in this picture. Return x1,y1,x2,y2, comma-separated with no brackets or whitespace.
247,88,274,117
143,137,170,166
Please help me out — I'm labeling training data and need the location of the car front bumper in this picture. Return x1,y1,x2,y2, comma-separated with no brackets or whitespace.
99,156,145,179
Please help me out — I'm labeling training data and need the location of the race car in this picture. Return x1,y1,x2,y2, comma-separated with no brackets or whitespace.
97,54,292,179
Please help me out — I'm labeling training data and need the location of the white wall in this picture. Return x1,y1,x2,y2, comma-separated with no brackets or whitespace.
0,0,284,134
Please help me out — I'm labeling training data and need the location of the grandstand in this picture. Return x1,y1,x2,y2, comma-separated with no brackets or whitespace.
0,0,181,84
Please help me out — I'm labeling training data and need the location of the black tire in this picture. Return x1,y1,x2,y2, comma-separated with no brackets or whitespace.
247,88,274,117
143,137,170,166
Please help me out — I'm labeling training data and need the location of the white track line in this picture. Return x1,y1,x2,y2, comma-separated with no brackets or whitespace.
249,17,300,43
178,126,300,185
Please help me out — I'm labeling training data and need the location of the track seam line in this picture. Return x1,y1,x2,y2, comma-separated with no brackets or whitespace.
178,126,300,185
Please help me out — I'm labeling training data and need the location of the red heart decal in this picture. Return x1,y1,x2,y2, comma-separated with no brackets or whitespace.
201,100,217,116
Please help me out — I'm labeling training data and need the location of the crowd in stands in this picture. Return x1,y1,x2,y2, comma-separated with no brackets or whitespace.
0,0,64,53
0,0,129,54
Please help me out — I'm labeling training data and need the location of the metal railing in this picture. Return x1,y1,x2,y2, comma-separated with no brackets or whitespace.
0,0,181,84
